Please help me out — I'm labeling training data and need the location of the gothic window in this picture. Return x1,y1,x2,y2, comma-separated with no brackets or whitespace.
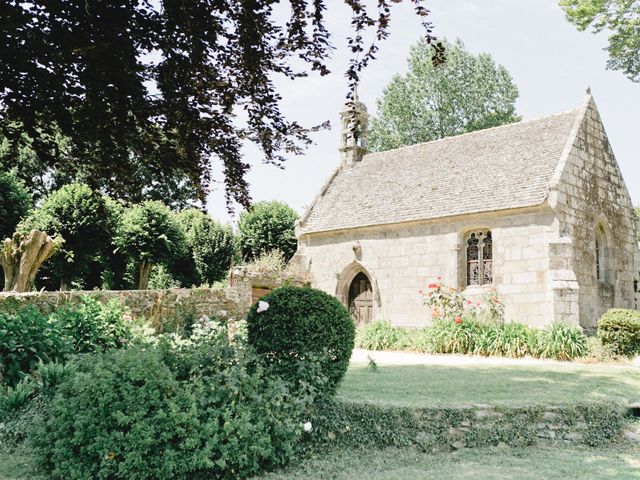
466,230,493,286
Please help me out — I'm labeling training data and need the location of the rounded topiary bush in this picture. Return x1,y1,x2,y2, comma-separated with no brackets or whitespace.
247,286,355,395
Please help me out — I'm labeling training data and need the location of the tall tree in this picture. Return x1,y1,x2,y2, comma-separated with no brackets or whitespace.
368,38,520,152
0,1,441,210
560,0,640,82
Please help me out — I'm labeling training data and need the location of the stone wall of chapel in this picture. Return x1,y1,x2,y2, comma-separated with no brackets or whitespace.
551,99,638,330
296,208,558,328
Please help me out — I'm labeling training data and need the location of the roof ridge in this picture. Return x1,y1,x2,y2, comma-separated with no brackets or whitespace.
362,106,583,159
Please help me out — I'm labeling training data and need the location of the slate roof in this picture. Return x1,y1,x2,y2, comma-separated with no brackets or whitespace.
299,107,583,234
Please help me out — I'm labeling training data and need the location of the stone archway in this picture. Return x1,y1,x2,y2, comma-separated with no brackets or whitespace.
348,271,373,325
335,261,381,324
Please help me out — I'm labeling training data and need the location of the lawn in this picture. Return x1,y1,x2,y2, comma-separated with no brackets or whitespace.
257,445,640,480
338,362,640,407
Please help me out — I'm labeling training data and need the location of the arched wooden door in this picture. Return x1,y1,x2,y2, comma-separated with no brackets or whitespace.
348,272,373,325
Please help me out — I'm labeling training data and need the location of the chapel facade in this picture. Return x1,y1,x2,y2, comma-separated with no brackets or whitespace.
293,93,638,329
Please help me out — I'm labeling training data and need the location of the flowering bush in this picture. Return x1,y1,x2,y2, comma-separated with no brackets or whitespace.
420,279,465,321
421,279,505,324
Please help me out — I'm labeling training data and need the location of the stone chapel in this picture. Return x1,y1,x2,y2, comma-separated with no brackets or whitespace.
293,92,638,330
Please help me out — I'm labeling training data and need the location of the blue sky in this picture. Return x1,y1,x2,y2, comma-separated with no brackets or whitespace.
206,0,640,223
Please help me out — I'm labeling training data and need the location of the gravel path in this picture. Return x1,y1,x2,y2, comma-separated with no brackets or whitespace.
350,348,637,368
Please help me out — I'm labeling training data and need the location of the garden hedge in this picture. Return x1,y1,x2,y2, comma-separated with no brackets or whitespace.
598,309,640,356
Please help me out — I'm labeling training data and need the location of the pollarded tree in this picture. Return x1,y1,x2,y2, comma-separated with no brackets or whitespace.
237,201,299,262
368,38,520,152
0,170,31,240
115,201,185,290
19,183,114,290
560,0,640,82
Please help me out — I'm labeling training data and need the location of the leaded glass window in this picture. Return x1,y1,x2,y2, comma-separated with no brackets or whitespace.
466,230,493,286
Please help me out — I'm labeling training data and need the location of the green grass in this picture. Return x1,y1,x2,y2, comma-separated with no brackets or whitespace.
257,445,640,480
0,446,45,480
338,363,640,407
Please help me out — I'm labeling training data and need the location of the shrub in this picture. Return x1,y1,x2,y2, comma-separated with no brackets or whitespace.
237,201,299,262
247,286,355,396
597,309,640,356
429,318,480,354
148,264,181,289
51,297,134,353
0,307,71,387
355,321,411,351
585,336,620,363
34,326,314,480
537,323,588,361
420,280,465,320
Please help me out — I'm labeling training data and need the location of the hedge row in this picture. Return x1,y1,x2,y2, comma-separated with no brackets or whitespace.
306,400,628,452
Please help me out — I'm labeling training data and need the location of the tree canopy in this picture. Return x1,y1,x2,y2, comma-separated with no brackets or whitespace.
1,1,441,210
560,0,640,82
368,38,520,152
0,170,31,241
238,201,299,262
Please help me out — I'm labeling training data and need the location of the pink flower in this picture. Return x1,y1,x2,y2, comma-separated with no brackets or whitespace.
428,283,438,289
455,317,463,324
466,300,472,305
418,289,423,294
437,276,443,280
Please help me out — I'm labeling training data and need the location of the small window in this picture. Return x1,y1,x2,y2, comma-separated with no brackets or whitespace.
466,230,493,286
595,224,611,284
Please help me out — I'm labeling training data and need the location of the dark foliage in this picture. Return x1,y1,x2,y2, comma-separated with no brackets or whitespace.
0,170,31,241
247,286,355,396
0,1,440,209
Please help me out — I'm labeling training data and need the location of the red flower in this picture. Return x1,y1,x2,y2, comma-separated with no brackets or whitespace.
455,317,463,324
428,283,438,289
466,300,472,305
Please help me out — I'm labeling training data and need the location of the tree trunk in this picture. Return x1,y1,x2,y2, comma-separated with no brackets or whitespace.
138,261,153,290
0,231,60,292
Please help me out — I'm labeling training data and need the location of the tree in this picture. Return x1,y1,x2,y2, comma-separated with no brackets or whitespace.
0,170,31,240
0,1,441,210
19,184,114,290
174,209,236,286
1,230,63,292
237,201,299,262
192,220,236,285
560,0,640,82
115,201,185,290
368,38,520,152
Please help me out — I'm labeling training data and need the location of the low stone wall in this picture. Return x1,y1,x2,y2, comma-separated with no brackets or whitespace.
0,270,310,328
0,285,252,326
311,401,628,451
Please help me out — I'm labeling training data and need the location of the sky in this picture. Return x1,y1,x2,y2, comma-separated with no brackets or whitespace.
206,0,640,223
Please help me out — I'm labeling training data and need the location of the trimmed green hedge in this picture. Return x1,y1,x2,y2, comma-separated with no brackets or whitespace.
306,400,627,451
598,309,640,356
